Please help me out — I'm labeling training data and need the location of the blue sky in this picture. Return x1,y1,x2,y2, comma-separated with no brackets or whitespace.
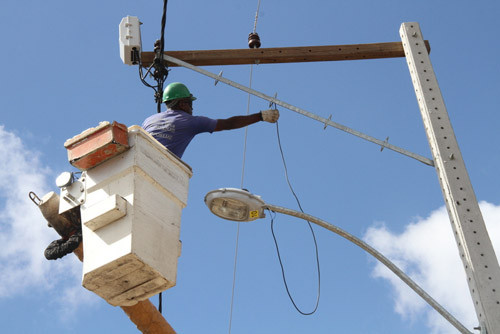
1,1,499,333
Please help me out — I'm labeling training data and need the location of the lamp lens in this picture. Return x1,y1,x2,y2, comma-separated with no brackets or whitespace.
210,198,248,221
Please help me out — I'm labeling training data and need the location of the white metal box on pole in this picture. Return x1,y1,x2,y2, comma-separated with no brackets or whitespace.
119,16,141,65
79,125,192,306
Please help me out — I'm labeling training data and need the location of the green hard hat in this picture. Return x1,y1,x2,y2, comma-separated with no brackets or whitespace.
162,82,197,102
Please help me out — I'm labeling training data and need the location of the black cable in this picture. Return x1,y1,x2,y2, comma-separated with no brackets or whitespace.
138,62,158,90
159,292,162,313
271,119,321,315
136,0,170,113
159,0,168,57
155,0,169,113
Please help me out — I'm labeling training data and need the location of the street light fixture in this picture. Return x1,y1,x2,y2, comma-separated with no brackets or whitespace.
205,188,265,222
204,187,472,334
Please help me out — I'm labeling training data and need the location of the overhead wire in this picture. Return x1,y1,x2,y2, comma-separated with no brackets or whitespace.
155,0,169,114
132,0,172,313
137,0,170,115
228,2,262,333
252,0,261,34
227,64,254,334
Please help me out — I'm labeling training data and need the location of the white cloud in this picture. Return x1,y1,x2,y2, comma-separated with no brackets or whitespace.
0,126,92,308
364,202,500,334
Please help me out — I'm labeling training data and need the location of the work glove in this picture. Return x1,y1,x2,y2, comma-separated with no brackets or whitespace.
260,109,280,123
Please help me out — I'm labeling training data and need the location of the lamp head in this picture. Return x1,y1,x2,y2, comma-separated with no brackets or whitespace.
55,171,74,188
204,188,266,222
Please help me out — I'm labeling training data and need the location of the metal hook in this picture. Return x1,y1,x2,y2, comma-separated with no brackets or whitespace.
29,191,42,206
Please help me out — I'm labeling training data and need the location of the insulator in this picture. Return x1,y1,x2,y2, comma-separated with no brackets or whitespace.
248,32,261,49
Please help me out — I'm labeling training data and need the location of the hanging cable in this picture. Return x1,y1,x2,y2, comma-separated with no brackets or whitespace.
156,0,170,312
137,0,170,114
270,119,321,315
158,292,162,313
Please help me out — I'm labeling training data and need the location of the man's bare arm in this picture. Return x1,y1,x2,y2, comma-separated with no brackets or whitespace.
213,113,261,132
213,109,279,132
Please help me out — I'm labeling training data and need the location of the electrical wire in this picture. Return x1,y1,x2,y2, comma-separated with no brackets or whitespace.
270,119,321,315
156,0,169,113
159,0,168,57
240,64,254,189
252,0,262,34
129,0,171,314
157,0,170,312
137,0,170,114
159,292,162,313
228,55,256,334
228,2,263,332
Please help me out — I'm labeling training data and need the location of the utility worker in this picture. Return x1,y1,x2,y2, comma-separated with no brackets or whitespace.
142,82,280,159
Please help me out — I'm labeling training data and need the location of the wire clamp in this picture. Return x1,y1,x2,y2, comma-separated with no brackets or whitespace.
214,70,224,86
380,137,390,151
323,115,332,130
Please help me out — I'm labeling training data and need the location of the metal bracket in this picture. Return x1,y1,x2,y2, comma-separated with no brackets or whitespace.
380,137,389,152
214,70,223,86
162,53,434,167
58,172,87,214
323,115,332,130
473,323,488,334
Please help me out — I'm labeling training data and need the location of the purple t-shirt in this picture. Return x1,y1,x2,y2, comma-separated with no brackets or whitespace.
142,109,217,158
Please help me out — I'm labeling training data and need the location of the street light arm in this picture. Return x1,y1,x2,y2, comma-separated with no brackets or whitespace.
264,204,472,334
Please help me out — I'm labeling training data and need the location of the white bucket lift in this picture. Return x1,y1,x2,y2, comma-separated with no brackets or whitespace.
62,122,192,306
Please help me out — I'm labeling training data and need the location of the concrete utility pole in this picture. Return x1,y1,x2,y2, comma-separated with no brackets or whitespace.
400,22,500,334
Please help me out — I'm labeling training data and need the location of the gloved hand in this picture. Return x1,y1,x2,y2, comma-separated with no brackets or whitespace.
260,109,280,123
